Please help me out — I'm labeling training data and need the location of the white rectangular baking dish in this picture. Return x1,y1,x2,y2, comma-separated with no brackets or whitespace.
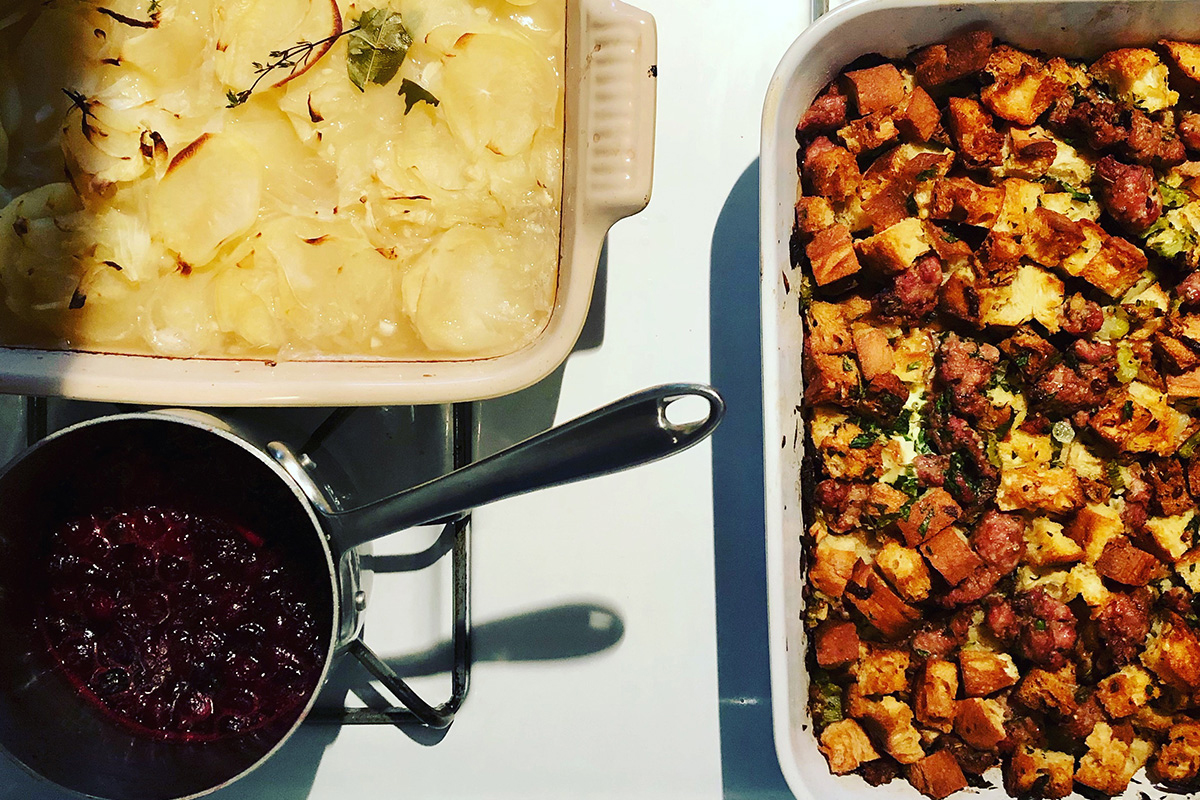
0,0,655,407
761,1,1200,798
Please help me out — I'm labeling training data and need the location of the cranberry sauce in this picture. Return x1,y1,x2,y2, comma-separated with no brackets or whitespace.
38,506,327,741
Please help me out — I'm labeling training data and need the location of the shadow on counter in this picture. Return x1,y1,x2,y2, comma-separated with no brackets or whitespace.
709,159,793,799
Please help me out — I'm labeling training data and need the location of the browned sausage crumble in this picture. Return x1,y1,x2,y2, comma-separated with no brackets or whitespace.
796,30,1200,799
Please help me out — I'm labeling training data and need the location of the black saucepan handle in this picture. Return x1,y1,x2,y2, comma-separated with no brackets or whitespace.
320,383,724,553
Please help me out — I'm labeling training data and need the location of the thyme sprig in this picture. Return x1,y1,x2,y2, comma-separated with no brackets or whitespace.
226,25,361,108
62,88,103,141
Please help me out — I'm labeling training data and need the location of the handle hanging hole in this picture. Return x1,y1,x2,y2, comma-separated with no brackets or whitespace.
662,394,713,433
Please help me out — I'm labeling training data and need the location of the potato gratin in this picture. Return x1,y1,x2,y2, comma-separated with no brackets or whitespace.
795,31,1200,799
0,0,563,359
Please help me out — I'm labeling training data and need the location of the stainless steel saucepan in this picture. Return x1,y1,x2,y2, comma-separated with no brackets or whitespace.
0,383,723,800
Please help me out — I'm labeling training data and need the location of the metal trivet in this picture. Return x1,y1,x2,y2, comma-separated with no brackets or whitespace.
22,396,473,732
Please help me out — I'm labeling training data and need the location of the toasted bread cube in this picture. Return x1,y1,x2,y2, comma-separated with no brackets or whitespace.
1090,382,1191,456
913,29,993,87
1024,517,1084,567
1096,665,1156,718
1175,547,1200,593
1005,129,1059,178
1171,334,1200,374
898,488,961,546
811,409,883,481
819,719,881,774
1066,504,1124,564
810,534,867,597
978,263,1065,331
1146,511,1196,563
1143,613,1200,690
1095,540,1161,586
851,693,926,764
1006,747,1075,799
815,620,861,669
1075,721,1154,796
897,86,941,141
920,527,984,586
855,218,932,276
1150,720,1200,786
954,697,1007,750
807,224,861,286
805,139,862,202
1024,208,1087,268
838,110,900,154
907,750,968,800
850,325,895,380
946,97,1004,168
876,541,932,603
959,649,1019,697
929,177,1004,227
915,659,959,732
795,196,836,238
806,301,854,354
981,46,1063,126
1091,47,1179,112
1014,664,1078,716
846,562,921,640
1162,39,1200,84
1066,563,1113,608
857,647,911,696
845,64,907,115
992,178,1044,234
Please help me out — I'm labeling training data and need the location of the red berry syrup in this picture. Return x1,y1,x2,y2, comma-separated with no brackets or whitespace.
38,507,326,741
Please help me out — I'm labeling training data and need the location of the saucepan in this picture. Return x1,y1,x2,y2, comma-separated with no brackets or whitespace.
0,383,723,800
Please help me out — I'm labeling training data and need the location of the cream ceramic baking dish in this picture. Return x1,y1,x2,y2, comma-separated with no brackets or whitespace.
0,0,655,406
761,1,1200,798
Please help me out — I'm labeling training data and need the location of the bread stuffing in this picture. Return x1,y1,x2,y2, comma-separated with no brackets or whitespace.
796,30,1200,798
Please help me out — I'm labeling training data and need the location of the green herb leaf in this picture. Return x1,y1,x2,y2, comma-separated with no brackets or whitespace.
915,167,938,182
1035,619,1047,631
397,78,440,114
849,433,878,449
1061,183,1092,203
891,469,919,499
346,9,413,92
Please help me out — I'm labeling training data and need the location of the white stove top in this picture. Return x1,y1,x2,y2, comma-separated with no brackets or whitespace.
0,1,811,796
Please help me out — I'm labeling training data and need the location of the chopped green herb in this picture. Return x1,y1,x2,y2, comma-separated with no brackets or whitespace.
915,167,938,182
1035,619,1047,631
849,433,878,449
1013,352,1030,370
397,78,440,114
941,231,959,244
891,468,920,499
1122,400,1134,421
1061,183,1092,203
905,194,919,216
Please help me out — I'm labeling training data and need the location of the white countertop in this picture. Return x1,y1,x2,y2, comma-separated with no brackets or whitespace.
0,1,810,797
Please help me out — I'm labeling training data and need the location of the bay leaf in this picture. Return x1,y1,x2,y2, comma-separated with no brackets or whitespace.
346,9,412,92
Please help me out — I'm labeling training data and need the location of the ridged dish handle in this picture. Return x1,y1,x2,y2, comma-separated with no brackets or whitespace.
576,0,657,224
